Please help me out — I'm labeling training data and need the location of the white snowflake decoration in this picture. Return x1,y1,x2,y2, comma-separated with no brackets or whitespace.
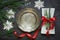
3,20,13,31
34,0,44,9
25,2,31,6
7,9,15,19
25,0,28,1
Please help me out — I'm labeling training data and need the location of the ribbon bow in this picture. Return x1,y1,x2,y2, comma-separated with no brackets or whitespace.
13,27,41,40
42,16,56,36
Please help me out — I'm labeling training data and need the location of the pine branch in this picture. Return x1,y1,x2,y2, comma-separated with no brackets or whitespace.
0,0,24,9
0,10,8,23
0,0,24,23
45,9,51,30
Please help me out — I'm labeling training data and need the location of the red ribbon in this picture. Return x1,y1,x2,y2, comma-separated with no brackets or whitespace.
42,16,56,36
13,27,41,40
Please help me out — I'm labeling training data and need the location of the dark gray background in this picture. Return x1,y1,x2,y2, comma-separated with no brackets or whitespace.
0,0,60,40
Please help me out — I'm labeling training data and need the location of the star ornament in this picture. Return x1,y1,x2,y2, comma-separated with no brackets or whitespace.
7,9,15,19
34,0,44,9
3,20,13,31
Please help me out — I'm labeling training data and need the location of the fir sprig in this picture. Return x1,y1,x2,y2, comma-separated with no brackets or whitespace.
0,10,8,23
45,9,51,30
0,0,24,9
0,0,24,35
0,0,24,23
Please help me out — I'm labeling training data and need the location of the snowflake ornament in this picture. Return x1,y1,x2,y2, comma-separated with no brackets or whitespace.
3,20,13,31
25,2,31,6
34,0,44,9
7,9,15,19
25,0,28,1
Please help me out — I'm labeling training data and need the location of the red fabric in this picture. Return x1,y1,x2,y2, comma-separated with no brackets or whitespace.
42,16,56,36
13,28,41,40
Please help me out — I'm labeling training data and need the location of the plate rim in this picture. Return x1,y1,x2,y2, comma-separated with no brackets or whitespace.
15,8,41,32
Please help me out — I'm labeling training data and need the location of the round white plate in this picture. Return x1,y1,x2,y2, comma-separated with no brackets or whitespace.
16,8,40,32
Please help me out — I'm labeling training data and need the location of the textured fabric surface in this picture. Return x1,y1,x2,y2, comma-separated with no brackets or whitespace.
0,0,60,40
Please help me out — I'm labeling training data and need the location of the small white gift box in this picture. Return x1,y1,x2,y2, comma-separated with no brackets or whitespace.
41,8,55,34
